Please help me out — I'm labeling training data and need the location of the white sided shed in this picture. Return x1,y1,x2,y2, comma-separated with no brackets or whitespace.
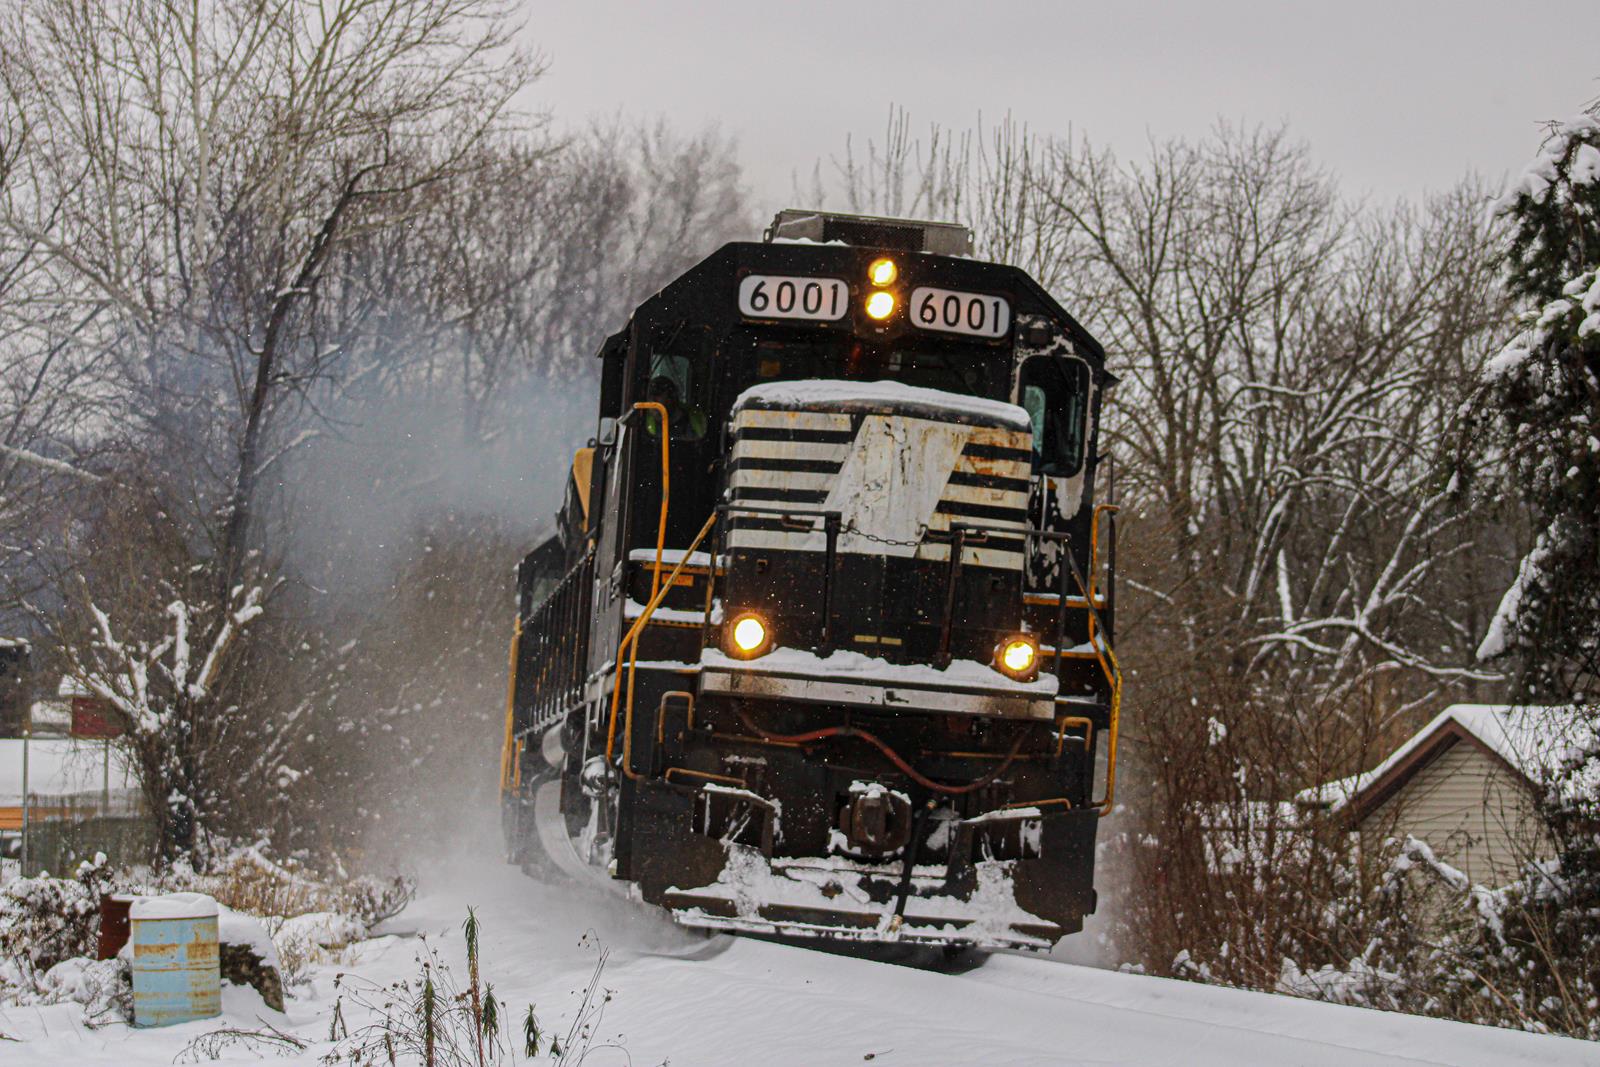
1301,705,1593,885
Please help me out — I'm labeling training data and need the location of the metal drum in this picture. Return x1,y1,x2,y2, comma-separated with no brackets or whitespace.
129,892,221,1026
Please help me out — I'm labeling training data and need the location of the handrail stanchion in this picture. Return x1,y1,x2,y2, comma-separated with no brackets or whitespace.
618,400,673,780
936,529,965,668
498,615,523,798
1064,552,1122,812
1054,539,1069,682
819,511,840,655
606,512,719,779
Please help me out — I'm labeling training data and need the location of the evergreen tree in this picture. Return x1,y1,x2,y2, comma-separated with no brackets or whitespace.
1469,103,1600,1037
1474,106,1600,700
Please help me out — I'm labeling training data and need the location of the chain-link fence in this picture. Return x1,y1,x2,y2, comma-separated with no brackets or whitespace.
16,813,156,876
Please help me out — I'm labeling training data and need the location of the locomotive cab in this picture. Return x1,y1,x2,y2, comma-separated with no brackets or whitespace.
502,211,1120,951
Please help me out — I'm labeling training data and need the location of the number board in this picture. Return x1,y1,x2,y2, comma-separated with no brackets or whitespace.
910,286,1011,339
738,275,849,322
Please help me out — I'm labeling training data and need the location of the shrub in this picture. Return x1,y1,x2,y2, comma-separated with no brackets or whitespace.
0,854,121,986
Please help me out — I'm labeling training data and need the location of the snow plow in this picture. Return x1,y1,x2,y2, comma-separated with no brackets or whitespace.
500,210,1121,951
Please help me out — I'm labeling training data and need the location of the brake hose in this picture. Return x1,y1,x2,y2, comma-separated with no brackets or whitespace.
733,707,1025,795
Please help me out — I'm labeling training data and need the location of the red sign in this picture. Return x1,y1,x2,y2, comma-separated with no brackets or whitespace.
71,697,123,739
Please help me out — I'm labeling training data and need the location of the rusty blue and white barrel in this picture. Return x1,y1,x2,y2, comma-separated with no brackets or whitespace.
129,892,221,1026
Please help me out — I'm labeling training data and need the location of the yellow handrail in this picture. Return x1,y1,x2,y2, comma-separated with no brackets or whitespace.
636,401,670,606
498,614,523,797
1083,504,1121,812
1088,503,1118,610
628,401,672,766
605,511,720,779
1094,636,1122,812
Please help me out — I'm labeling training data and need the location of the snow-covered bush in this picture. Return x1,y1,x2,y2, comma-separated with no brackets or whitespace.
155,845,413,936
155,847,323,931
0,854,121,988
152,845,414,990
1467,723,1600,1038
1265,783,1599,1041
336,873,418,931
32,955,132,1023
2,843,413,1017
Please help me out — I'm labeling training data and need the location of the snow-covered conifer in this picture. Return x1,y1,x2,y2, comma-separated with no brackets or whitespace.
1474,108,1600,699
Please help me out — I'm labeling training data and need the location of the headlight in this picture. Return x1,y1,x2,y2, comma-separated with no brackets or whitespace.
868,257,898,286
864,291,896,320
727,612,771,658
996,636,1039,680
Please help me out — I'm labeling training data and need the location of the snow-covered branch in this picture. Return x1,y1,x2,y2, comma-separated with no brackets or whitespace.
0,442,101,483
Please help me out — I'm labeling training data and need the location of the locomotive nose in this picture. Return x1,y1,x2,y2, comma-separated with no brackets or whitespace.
721,383,1036,666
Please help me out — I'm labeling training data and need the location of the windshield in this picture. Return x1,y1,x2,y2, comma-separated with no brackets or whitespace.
722,331,1011,406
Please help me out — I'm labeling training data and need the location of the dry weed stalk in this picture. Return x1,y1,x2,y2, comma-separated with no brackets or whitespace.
324,915,625,1066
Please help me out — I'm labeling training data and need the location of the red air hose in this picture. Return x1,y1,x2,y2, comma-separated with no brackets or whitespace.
733,707,1025,795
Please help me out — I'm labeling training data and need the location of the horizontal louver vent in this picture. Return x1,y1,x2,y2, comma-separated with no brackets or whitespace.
726,407,1031,570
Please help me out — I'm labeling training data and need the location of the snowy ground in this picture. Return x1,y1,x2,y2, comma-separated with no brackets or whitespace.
2,852,1595,1066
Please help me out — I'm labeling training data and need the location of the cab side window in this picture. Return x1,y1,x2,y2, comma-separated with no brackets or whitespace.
645,340,709,440
1018,357,1089,477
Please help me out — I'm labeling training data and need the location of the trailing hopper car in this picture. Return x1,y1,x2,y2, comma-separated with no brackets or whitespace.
499,210,1121,951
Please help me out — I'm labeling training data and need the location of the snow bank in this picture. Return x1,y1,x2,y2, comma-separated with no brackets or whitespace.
217,904,279,970
275,910,366,953
4,854,1596,1065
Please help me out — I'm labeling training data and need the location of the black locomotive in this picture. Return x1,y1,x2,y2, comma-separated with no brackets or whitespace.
500,211,1120,950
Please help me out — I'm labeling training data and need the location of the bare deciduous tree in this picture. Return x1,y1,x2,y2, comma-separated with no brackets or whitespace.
825,112,1516,982
1,0,537,860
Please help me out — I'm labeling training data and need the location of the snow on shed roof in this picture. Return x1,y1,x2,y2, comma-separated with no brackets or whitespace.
1297,704,1595,813
1295,772,1369,812
0,737,138,804
57,675,94,698
734,379,1031,431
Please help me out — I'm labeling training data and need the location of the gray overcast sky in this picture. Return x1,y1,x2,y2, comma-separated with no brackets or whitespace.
519,0,1599,220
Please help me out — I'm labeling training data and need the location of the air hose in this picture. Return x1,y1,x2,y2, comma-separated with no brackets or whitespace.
732,707,1025,795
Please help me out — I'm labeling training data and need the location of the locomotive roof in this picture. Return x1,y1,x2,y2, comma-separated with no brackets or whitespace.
598,241,1108,370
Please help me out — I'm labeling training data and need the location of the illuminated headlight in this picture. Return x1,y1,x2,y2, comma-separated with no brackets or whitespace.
864,290,896,320
868,257,898,286
995,636,1040,680
727,612,771,658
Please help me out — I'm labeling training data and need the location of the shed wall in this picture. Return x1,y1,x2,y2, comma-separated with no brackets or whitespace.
1367,738,1550,885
